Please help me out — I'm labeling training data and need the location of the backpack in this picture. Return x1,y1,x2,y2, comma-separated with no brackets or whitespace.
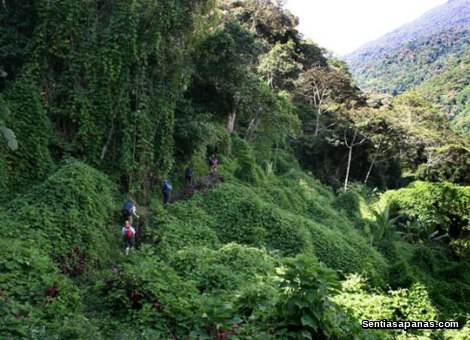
124,227,134,239
162,183,172,193
121,208,131,218
123,201,134,211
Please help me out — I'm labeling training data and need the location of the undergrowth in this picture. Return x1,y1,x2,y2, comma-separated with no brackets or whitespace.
1,152,468,338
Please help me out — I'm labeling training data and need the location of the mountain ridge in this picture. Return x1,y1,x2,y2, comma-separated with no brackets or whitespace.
350,0,469,55
345,0,469,95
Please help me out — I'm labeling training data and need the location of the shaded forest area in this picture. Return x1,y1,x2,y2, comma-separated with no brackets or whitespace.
0,0,469,338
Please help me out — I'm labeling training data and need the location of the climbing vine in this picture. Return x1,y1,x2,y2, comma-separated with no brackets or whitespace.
2,68,53,191
0,0,216,198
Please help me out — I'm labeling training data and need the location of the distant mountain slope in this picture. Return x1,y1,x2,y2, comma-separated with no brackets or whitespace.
414,53,469,132
345,0,470,95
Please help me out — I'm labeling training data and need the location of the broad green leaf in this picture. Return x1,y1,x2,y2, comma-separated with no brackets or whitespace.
1,126,18,151
301,330,313,339
301,314,318,331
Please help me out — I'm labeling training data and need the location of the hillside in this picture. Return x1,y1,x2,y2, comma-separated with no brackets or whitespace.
414,54,470,132
2,151,469,338
345,0,470,95
1,0,469,338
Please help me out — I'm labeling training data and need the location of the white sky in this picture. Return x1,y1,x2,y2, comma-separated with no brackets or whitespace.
284,0,449,55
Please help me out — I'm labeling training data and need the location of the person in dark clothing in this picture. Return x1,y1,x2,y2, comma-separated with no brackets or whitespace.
185,166,194,187
161,179,172,207
213,155,219,173
208,154,216,176
121,199,139,224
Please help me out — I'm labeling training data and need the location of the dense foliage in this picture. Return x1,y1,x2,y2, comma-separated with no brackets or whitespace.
345,0,469,132
415,54,470,132
0,160,117,337
346,0,469,95
1,0,468,338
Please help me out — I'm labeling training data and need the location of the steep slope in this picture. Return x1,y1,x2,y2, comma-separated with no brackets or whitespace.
1,0,469,337
345,0,470,94
414,54,470,131
2,144,469,338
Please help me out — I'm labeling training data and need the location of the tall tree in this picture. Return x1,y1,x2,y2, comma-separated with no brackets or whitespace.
258,40,301,90
389,92,451,173
220,0,299,45
235,75,299,144
295,67,353,137
342,125,367,191
190,20,259,133
352,108,403,184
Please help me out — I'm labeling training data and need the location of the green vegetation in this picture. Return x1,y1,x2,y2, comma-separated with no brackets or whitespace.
0,160,118,337
0,0,468,338
346,0,469,95
346,0,469,132
415,55,470,132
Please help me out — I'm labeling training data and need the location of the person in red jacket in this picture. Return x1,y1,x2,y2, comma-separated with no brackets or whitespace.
121,220,136,256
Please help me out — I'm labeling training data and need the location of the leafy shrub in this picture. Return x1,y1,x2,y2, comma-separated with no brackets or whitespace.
335,276,441,338
275,254,366,339
0,240,83,338
5,160,117,271
411,246,437,273
375,237,399,260
415,144,470,184
96,251,201,337
0,160,120,337
157,202,220,258
169,243,276,293
262,173,338,224
381,181,469,259
273,149,301,175
234,282,278,318
264,208,313,256
387,260,414,289
386,242,470,315
381,181,469,235
231,133,265,185
450,238,470,259
333,189,361,218
196,181,387,282
174,99,219,161
303,218,387,286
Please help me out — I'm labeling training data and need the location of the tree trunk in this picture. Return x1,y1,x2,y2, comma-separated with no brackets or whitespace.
267,73,273,88
227,112,236,134
344,145,353,191
100,109,117,160
364,154,378,184
314,109,320,137
245,118,256,140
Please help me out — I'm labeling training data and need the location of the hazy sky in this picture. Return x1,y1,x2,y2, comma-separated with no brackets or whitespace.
284,0,449,55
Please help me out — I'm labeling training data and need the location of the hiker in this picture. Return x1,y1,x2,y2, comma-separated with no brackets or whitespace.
185,166,194,187
121,220,136,256
161,179,172,207
213,155,219,173
121,199,140,224
208,154,216,176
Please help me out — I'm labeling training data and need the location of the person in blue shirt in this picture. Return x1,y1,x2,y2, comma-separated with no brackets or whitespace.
121,220,136,256
185,166,194,187
161,179,172,207
121,199,139,224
